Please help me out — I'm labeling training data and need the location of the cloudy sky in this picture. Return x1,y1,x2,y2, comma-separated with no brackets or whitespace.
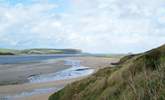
0,0,165,53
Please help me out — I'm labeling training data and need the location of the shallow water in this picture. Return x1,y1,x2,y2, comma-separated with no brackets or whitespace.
0,54,82,64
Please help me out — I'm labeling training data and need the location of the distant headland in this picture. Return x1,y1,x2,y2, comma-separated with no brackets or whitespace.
0,48,82,55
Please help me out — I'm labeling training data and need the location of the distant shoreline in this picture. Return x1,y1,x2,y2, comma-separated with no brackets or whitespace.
0,48,82,55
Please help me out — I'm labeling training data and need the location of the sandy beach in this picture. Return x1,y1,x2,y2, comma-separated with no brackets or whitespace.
0,56,120,100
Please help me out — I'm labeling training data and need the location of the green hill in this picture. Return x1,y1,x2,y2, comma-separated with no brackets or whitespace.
49,44,165,100
0,49,19,55
0,48,82,55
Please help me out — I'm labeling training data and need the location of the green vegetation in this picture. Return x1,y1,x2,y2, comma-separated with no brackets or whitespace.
0,48,19,55
49,44,165,100
20,49,64,54
0,48,81,55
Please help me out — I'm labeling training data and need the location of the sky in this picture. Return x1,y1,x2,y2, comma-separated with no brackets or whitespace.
0,0,165,53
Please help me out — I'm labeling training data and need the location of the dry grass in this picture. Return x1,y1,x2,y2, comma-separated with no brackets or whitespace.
49,44,165,100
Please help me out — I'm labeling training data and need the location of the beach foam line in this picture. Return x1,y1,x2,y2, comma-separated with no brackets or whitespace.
28,59,94,83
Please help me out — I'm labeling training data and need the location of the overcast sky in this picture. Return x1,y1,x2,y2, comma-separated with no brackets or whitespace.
0,0,165,53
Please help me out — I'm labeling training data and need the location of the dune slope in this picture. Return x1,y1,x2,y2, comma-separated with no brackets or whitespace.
49,44,165,100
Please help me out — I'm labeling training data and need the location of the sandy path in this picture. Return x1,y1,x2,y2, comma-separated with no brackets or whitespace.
0,56,120,100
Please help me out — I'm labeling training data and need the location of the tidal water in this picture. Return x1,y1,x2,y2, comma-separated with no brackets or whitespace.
0,54,83,64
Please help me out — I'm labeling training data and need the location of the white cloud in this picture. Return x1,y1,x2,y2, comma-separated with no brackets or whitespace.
0,0,165,53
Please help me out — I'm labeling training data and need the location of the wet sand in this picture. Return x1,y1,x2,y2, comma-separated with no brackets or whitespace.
0,59,70,85
0,56,120,100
